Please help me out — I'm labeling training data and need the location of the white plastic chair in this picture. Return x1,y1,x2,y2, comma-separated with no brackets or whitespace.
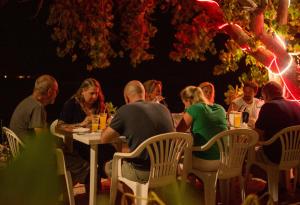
109,132,193,205
3,126,75,205
246,125,300,202
50,119,74,153
2,127,25,158
190,128,259,205
50,119,65,140
56,148,76,205
51,120,76,205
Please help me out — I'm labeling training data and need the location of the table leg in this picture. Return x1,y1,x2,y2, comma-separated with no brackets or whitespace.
89,144,98,205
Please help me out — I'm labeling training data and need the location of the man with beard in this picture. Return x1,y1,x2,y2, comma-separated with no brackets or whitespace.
228,81,264,128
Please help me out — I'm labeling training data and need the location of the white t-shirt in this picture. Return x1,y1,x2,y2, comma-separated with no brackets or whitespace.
232,97,264,127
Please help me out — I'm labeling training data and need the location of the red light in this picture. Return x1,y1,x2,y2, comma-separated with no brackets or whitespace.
196,0,220,7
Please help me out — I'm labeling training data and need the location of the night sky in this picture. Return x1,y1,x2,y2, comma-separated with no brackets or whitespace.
0,1,241,126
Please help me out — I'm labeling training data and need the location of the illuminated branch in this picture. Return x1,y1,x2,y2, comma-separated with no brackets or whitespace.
277,0,289,25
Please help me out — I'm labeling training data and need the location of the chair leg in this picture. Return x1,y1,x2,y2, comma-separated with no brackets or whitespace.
293,167,298,193
267,168,279,202
65,171,75,205
202,173,217,205
133,184,149,205
219,179,230,205
240,176,246,201
110,177,118,205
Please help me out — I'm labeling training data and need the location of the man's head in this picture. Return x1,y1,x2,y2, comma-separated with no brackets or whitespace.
33,74,58,105
124,80,145,104
242,81,258,104
199,82,215,104
261,81,283,102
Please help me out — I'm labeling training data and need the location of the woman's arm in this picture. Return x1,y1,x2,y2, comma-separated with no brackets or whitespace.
176,112,193,132
56,117,91,133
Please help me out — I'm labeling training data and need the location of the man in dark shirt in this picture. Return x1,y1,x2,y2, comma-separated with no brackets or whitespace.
101,80,174,182
255,81,300,163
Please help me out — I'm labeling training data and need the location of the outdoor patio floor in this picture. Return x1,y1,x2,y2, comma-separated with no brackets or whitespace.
72,178,300,205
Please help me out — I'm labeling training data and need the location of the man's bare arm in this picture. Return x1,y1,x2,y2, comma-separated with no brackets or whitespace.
101,126,120,143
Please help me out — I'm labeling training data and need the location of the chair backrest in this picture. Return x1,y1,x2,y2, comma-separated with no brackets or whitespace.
131,132,193,188
2,127,25,158
50,119,65,139
275,125,300,169
201,129,258,179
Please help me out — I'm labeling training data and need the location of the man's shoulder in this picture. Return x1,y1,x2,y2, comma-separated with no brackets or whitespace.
17,96,41,109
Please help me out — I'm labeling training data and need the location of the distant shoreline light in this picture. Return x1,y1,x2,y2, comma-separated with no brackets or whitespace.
1,75,32,79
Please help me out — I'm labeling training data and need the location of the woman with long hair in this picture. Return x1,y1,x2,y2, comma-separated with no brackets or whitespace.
143,79,166,105
57,78,115,188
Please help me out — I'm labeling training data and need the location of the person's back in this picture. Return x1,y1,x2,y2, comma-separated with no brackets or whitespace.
110,100,174,168
101,80,174,182
188,103,227,159
10,96,46,141
255,81,300,163
176,85,227,171
256,98,300,163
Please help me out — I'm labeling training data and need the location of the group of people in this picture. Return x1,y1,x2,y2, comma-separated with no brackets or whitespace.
8,74,300,195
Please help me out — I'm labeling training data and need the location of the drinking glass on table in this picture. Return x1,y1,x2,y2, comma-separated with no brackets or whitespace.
91,114,100,132
99,113,107,130
228,111,242,128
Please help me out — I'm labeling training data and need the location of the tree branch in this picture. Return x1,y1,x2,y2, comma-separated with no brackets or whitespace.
277,0,289,25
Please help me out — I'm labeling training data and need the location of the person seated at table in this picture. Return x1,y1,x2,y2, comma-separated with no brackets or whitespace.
228,81,264,128
176,86,227,171
10,74,59,141
56,78,116,181
199,81,215,104
101,80,174,183
10,74,89,190
253,81,300,192
255,81,300,164
143,79,167,105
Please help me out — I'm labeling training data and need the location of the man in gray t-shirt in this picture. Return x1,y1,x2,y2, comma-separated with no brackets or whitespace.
10,74,58,141
9,74,90,185
101,80,174,182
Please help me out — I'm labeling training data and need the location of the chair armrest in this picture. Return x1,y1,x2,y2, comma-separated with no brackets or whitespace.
258,137,278,146
113,152,135,159
192,143,214,152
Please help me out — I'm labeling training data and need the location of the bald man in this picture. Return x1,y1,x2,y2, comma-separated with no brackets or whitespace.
101,80,174,183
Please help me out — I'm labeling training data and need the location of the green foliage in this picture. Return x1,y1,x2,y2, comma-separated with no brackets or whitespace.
117,0,157,67
47,0,299,102
0,134,59,205
213,39,244,75
47,0,116,70
222,53,268,105
105,101,117,116
224,84,243,105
